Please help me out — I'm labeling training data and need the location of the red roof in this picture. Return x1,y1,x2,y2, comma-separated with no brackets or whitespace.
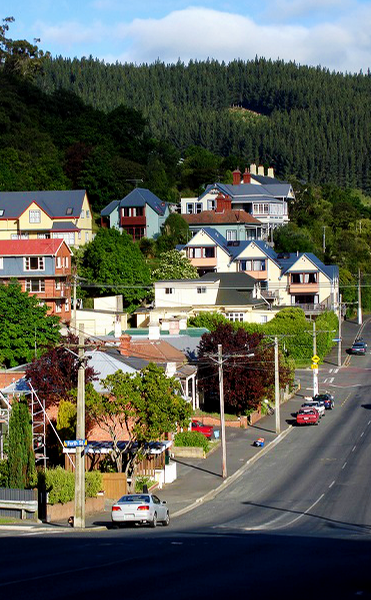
0,239,70,256
183,209,261,225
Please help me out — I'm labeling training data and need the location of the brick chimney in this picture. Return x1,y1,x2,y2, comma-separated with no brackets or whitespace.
232,168,241,185
216,193,232,213
119,334,131,356
258,165,265,176
243,168,251,184
267,167,274,178
250,163,257,175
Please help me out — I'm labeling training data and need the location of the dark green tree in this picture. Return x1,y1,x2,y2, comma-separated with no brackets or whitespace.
0,280,60,368
8,398,36,489
81,228,152,310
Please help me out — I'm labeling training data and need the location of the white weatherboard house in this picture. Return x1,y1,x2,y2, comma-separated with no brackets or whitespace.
180,165,294,239
176,228,339,316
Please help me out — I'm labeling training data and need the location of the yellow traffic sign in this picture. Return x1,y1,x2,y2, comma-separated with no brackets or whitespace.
311,363,319,370
312,355,320,364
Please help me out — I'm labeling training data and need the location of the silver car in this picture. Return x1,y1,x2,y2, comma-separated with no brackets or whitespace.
111,494,170,528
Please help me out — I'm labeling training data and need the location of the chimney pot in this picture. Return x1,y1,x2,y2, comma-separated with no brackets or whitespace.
243,168,251,184
232,168,241,186
119,334,131,355
258,165,265,176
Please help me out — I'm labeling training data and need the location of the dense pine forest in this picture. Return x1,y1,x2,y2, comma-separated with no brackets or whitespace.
36,56,371,192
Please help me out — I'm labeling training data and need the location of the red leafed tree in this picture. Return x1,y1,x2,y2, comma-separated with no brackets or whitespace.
198,323,291,415
25,333,97,408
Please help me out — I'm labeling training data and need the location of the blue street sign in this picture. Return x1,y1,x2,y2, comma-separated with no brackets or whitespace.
332,338,342,342
64,439,87,448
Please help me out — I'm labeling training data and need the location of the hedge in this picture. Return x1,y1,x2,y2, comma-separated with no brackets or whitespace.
174,431,210,453
39,467,103,505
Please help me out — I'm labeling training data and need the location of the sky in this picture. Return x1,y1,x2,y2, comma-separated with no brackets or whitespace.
4,1,371,73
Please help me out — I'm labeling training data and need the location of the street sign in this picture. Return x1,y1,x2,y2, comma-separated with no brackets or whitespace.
332,338,342,342
311,364,319,370
64,439,87,448
312,354,320,364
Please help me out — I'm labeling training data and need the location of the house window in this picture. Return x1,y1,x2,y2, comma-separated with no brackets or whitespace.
78,231,82,240
64,257,69,268
24,257,45,271
239,260,252,271
260,315,268,324
55,279,61,290
165,288,174,295
0,258,3,269
55,300,62,312
253,259,266,271
204,247,215,258
186,203,194,214
80,210,85,219
86,209,90,219
37,233,50,239
29,209,41,223
56,257,62,268
197,287,207,294
196,203,202,213
85,232,89,243
291,273,318,284
0,209,4,216
226,312,244,322
207,199,216,211
65,298,69,311
226,230,237,241
26,279,45,292
11,234,18,240
253,203,269,215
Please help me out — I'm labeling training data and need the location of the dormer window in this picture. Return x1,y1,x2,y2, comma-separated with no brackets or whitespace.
66,207,73,216
80,210,85,218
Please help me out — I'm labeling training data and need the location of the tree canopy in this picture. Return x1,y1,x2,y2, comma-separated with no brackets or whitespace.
151,249,199,281
8,398,36,489
80,228,152,310
0,280,60,368
86,363,192,489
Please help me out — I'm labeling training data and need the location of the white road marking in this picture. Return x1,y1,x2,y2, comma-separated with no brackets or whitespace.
323,378,328,384
334,368,339,374
360,432,364,437
329,481,335,488
342,462,347,469
352,446,357,452
328,377,334,384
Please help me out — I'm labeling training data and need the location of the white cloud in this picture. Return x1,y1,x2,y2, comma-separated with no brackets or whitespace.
107,6,370,72
34,19,107,52
264,0,351,21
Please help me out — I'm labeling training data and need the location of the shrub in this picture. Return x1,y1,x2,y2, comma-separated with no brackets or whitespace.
40,467,103,505
174,431,210,452
85,471,103,497
135,476,156,492
0,460,9,487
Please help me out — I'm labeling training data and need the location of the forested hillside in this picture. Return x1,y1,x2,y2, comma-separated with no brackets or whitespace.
37,57,371,192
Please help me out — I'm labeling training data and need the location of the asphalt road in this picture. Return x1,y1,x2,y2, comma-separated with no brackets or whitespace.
1,325,371,600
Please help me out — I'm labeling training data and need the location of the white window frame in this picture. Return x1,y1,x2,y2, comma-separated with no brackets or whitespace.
80,210,85,219
197,287,207,294
165,288,174,295
55,300,62,313
226,312,244,322
226,229,237,241
0,257,3,270
29,209,41,224
207,199,216,211
86,209,90,219
24,257,45,271
186,203,194,214
56,256,62,268
25,279,45,293
55,279,61,291
64,257,69,268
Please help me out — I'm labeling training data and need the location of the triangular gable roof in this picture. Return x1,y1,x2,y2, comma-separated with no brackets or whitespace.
200,183,291,202
278,253,337,280
0,190,88,219
0,238,71,256
232,240,279,264
119,188,168,216
185,227,231,256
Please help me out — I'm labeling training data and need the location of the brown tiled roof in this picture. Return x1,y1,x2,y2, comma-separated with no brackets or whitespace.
124,339,186,365
183,209,261,225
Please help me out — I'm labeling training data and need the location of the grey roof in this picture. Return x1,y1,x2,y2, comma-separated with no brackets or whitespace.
0,190,87,219
200,271,257,289
100,200,120,217
51,221,80,231
201,182,291,202
86,350,137,392
119,188,168,216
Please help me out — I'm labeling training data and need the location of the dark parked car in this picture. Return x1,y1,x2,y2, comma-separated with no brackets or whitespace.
348,341,367,355
313,393,334,410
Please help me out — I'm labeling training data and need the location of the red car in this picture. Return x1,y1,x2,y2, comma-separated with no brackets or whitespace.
296,407,320,426
191,420,214,438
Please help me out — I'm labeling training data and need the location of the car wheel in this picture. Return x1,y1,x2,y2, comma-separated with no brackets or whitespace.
162,511,170,526
150,512,157,528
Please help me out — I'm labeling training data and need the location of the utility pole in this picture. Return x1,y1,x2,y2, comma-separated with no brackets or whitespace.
313,321,319,396
338,294,342,368
74,324,85,528
218,344,227,479
322,226,326,254
358,268,362,325
274,336,280,434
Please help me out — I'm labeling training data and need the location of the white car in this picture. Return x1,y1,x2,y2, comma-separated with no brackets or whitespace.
111,493,170,528
301,400,325,418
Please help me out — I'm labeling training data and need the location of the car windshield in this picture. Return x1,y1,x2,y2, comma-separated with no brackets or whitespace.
118,495,150,503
